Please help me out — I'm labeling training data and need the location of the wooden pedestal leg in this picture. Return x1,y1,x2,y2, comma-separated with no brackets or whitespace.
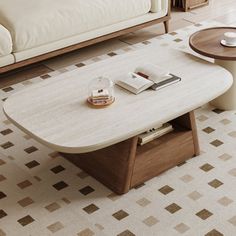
61,137,138,195
173,111,200,156
164,20,169,33
189,111,200,156
211,60,236,110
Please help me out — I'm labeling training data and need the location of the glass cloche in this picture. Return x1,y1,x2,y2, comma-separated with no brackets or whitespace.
87,76,115,107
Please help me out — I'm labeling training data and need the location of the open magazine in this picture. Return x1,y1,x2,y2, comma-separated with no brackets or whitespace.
115,64,181,94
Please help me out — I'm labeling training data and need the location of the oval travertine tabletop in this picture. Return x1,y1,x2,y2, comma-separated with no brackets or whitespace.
3,46,233,153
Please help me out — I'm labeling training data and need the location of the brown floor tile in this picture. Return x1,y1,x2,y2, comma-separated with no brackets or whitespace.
17,215,35,226
83,204,99,214
203,127,215,134
0,129,13,136
196,209,213,220
1,142,14,149
79,186,95,196
53,181,68,191
117,230,135,236
18,197,34,207
24,146,38,154
0,175,6,182
45,202,61,212
0,191,7,200
210,140,224,147
165,203,182,214
17,180,32,189
77,228,95,236
0,228,6,236
112,210,129,221
208,179,223,188
0,159,6,166
205,229,223,236
159,185,174,195
25,160,40,169
0,210,7,219
51,165,65,174
200,163,214,172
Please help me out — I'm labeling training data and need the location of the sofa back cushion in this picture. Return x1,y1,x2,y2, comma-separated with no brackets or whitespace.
0,24,12,56
0,0,151,52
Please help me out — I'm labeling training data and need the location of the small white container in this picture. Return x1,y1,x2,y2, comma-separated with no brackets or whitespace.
223,32,236,45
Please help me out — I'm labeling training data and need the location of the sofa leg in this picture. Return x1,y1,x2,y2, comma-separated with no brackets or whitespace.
164,21,169,33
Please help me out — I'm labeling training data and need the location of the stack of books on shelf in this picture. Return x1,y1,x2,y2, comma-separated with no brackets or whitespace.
115,64,181,94
138,123,173,145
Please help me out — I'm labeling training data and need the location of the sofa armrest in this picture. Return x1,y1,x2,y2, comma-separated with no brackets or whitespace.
0,24,13,56
151,0,169,13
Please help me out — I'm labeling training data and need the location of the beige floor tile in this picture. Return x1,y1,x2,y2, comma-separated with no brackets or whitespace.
143,216,159,227
174,223,190,234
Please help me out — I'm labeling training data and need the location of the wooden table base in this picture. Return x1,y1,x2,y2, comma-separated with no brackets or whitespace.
62,111,199,195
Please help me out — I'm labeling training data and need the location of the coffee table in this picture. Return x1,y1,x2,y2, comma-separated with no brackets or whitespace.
189,27,236,110
3,46,232,194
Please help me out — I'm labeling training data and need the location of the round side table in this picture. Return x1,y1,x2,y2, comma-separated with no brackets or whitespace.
189,27,236,110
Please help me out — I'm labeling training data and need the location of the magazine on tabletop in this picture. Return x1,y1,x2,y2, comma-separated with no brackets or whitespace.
115,64,181,94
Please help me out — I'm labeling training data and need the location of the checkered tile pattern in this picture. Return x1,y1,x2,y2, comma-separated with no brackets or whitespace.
1,21,236,236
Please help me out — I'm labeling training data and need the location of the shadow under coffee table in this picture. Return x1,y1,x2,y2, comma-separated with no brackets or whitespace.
3,46,233,194
190,27,236,110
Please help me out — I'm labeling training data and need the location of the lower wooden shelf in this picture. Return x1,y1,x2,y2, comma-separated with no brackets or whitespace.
131,129,194,187
61,111,199,195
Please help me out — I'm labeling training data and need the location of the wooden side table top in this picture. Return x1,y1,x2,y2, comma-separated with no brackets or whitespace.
189,27,236,60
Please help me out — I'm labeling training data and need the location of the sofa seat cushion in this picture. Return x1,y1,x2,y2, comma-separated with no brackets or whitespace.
0,25,12,56
0,0,151,52
0,54,14,67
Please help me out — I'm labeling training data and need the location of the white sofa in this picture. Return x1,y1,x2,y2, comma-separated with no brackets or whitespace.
0,0,170,72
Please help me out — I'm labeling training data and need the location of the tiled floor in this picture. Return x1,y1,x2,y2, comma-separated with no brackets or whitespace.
0,19,236,236
1,0,236,88
1,1,236,236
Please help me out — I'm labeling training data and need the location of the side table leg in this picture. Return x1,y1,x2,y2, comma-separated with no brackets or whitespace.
211,59,236,110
